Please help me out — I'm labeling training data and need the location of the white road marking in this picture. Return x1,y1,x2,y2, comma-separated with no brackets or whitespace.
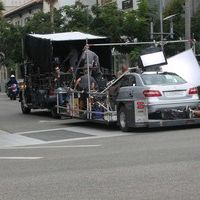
1,126,129,148
39,120,59,123
0,130,10,134
0,133,44,147
2,144,101,150
0,157,43,160
15,128,68,135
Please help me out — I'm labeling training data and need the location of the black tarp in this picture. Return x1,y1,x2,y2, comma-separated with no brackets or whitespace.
25,35,52,73
24,33,112,74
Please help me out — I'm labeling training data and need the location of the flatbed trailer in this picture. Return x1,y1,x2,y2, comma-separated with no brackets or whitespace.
56,88,200,131
55,70,200,132
53,38,200,131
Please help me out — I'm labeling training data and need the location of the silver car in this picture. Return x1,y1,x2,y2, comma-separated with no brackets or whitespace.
115,71,200,120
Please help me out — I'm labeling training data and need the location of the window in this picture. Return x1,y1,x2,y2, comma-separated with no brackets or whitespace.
121,75,136,87
141,73,186,86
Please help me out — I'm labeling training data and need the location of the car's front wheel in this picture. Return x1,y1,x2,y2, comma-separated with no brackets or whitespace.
118,106,130,132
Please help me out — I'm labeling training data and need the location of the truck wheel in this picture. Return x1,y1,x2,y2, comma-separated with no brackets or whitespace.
118,106,130,132
21,101,31,114
51,106,61,119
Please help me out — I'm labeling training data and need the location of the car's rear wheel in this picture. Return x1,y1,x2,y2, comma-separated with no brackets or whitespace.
21,101,31,114
118,106,130,132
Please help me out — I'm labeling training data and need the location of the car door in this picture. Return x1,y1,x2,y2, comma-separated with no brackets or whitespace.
117,75,137,101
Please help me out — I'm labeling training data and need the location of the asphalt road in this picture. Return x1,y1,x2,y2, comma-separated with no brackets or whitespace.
1,93,200,200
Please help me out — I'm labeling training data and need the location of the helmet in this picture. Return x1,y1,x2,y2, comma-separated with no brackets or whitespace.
10,74,15,78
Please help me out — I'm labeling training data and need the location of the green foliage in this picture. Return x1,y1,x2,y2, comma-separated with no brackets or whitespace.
163,0,185,39
192,5,200,55
192,6,200,41
130,47,142,65
62,2,93,32
0,19,23,68
137,0,149,18
2,0,200,69
0,1,4,17
90,3,124,42
24,10,64,34
164,0,184,16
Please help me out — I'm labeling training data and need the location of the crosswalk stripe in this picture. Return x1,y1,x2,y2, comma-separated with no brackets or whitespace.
0,157,43,160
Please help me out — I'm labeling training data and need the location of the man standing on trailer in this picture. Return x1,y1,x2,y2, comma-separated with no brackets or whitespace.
63,45,79,72
81,44,101,76
74,69,96,109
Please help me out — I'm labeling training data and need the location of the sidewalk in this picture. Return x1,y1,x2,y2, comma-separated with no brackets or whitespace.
0,130,44,148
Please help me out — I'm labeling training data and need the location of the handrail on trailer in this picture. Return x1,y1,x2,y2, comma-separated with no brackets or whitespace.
88,39,192,47
56,86,116,120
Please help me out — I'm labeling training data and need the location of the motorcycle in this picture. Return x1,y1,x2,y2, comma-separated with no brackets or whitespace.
8,84,18,100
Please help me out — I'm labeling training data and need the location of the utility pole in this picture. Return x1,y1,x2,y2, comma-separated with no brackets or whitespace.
160,0,164,50
185,0,191,49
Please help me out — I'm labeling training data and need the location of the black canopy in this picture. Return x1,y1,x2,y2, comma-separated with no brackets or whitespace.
24,32,112,74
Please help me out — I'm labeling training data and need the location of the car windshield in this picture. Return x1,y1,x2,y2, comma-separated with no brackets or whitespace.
141,73,186,85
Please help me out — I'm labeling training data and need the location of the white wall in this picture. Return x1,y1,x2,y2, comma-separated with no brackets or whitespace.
43,0,75,12
2,0,30,12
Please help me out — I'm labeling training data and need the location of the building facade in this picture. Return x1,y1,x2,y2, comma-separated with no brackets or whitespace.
4,0,97,26
3,0,43,26
1,0,30,12
98,0,138,10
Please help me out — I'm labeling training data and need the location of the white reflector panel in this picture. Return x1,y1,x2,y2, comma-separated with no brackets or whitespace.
161,49,200,86
140,51,167,67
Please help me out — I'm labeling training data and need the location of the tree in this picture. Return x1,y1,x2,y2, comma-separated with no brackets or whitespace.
90,3,124,42
44,0,58,32
122,0,150,42
0,1,4,18
162,0,186,55
122,0,151,63
24,10,64,34
192,6,200,41
163,0,185,39
62,2,93,32
0,20,23,68
192,5,200,55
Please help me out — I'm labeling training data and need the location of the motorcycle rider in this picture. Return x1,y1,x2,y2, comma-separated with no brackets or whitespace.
7,74,18,86
7,75,19,97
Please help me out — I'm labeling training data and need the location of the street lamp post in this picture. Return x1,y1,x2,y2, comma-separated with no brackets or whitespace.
150,0,176,49
185,0,191,49
160,0,164,50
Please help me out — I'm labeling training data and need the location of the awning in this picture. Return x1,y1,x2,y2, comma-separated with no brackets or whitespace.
29,32,107,42
25,32,111,74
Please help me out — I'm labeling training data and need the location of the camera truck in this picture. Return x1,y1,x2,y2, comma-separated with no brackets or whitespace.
19,32,111,118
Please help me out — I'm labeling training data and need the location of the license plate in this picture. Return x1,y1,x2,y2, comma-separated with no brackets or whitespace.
164,91,185,97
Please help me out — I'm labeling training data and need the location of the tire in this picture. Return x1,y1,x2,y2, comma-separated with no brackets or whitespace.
51,106,61,119
21,101,31,114
118,106,130,132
